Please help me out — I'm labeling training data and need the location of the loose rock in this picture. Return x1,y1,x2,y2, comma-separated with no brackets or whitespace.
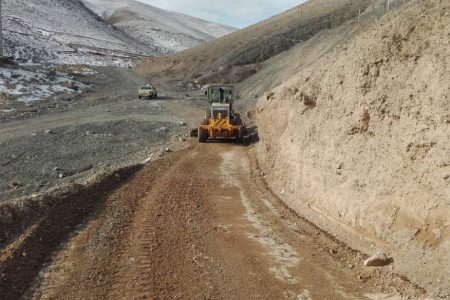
8,181,22,189
364,251,391,267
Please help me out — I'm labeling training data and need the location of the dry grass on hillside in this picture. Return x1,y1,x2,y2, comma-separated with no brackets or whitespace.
135,0,371,84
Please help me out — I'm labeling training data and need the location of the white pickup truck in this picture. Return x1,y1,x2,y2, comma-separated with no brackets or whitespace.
138,84,158,99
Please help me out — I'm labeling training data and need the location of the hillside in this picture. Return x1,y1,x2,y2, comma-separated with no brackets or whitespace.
2,0,153,65
236,18,366,116
2,0,234,65
255,0,450,295
81,0,236,55
135,0,371,84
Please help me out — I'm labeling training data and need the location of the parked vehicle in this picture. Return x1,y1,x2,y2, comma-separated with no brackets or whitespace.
138,84,158,99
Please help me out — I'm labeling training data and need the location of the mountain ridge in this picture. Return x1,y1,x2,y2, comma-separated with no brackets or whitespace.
2,0,235,65
81,0,236,54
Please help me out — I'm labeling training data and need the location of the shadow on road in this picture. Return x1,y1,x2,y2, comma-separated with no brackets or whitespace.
244,126,259,145
194,126,259,146
141,96,177,101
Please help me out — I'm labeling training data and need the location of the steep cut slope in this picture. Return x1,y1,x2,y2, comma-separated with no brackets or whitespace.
256,0,450,295
135,0,371,84
236,0,404,116
2,0,153,65
82,0,236,54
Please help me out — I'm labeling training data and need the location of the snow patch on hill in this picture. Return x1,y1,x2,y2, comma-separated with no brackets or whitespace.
0,64,89,103
0,0,232,105
82,0,236,54
2,0,154,65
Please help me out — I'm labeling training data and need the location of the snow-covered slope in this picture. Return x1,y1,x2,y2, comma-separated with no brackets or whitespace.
81,0,236,54
2,0,156,65
2,0,235,64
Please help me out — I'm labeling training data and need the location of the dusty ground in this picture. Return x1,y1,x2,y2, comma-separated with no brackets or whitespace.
0,66,205,203
0,141,425,299
0,65,209,259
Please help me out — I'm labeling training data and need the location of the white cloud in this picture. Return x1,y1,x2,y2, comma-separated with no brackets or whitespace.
137,0,306,28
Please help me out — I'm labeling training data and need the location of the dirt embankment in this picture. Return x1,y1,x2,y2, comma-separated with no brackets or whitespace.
134,0,371,85
0,164,142,299
255,0,450,296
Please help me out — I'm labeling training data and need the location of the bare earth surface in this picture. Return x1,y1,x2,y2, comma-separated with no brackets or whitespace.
0,66,205,203
1,141,425,299
254,0,450,296
0,61,433,299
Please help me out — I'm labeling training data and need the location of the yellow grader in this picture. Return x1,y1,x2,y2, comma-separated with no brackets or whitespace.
198,84,244,143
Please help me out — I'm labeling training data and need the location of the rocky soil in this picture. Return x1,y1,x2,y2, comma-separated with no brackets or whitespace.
255,0,450,297
1,0,448,298
0,66,207,249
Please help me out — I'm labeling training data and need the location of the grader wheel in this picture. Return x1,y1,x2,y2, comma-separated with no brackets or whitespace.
198,128,208,143
198,119,208,143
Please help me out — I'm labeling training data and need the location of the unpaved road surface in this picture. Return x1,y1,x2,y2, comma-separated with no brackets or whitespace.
0,141,424,299
0,66,204,202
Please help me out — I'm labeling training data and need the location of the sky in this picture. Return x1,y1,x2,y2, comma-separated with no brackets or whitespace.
137,0,307,28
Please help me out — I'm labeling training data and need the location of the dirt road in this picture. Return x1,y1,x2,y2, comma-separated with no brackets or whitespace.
0,67,204,202
0,139,424,299
0,65,426,299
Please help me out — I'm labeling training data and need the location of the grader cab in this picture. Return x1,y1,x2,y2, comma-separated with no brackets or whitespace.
198,85,244,143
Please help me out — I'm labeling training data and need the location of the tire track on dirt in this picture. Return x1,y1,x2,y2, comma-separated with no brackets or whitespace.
2,142,423,299
23,147,226,299
23,153,179,299
0,165,142,299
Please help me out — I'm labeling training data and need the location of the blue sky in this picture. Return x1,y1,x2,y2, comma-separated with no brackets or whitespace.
137,0,306,28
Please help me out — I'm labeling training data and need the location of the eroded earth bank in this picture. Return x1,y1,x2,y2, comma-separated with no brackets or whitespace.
255,0,450,297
